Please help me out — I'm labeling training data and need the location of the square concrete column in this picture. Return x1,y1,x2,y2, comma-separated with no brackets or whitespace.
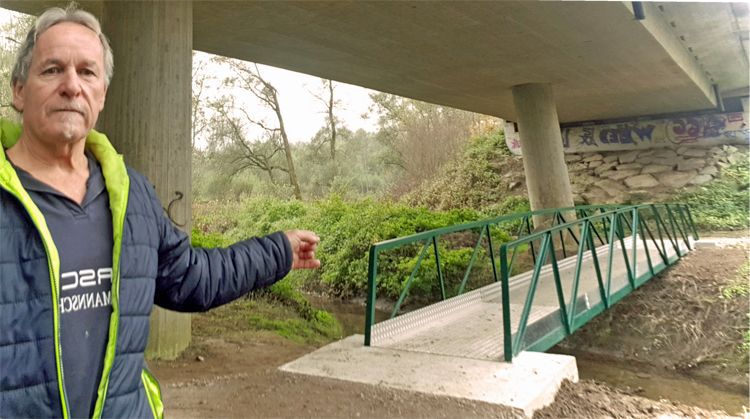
511,84,575,230
98,1,193,360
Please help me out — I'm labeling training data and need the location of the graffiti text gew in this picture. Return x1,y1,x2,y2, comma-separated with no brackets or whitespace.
504,112,748,155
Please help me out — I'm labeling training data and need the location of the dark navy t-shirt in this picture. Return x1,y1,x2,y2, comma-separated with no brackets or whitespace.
12,151,114,419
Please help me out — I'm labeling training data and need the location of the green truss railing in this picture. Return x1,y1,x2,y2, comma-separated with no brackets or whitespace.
364,204,698,362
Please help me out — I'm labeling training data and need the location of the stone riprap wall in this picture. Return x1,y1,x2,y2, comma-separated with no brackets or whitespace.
566,145,749,205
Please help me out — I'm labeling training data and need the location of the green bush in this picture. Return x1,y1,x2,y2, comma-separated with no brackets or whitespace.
191,227,227,248
670,162,749,231
191,194,523,304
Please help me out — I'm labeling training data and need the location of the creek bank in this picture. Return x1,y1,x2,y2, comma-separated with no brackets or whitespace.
549,239,749,415
306,269,747,416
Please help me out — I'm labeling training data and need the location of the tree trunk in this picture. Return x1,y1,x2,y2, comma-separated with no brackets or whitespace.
328,81,336,160
275,106,302,200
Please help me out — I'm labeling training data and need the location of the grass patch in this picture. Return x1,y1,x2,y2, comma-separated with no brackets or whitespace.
721,261,749,299
670,161,749,231
193,280,343,344
190,220,343,343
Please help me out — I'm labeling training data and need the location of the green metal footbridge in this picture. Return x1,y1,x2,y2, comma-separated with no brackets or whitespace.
364,204,697,362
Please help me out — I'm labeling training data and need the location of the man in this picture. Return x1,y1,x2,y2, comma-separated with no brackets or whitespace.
0,5,320,418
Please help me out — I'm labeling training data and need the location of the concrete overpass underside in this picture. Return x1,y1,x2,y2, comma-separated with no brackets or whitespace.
3,1,747,122
192,1,746,123
1,1,747,358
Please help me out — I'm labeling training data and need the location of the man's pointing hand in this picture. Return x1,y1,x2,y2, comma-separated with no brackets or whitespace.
284,230,321,270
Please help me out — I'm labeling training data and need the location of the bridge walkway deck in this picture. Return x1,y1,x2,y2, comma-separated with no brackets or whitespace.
370,236,690,361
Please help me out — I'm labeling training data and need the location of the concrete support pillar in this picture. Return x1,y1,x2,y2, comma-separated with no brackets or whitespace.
511,84,574,230
98,1,193,359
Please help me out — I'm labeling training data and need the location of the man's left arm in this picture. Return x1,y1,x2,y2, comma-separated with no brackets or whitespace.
147,189,319,312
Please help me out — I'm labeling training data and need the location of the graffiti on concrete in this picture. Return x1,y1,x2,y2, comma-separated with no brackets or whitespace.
666,115,728,144
506,112,749,155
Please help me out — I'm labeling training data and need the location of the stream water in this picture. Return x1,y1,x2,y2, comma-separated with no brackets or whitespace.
575,356,747,415
308,295,748,416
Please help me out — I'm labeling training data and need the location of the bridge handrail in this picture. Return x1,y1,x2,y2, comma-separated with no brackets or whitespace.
367,205,622,251
498,203,697,360
364,203,698,361
364,205,624,345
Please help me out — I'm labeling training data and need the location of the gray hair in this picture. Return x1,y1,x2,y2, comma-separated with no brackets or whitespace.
11,3,114,88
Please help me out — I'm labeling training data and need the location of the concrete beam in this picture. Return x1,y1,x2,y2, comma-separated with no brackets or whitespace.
98,1,193,360
2,2,741,123
627,1,716,107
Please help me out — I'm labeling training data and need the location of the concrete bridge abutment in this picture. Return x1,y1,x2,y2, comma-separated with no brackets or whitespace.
511,83,575,230
98,1,193,359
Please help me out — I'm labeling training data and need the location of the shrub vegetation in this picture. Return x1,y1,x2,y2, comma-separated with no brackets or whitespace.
669,161,749,231
192,191,529,306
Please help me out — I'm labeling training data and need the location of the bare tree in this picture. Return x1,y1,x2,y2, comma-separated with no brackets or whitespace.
207,96,288,184
191,52,215,149
369,93,483,196
0,12,35,122
220,59,303,200
308,79,341,160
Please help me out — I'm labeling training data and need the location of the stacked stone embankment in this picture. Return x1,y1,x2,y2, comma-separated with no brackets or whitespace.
565,145,749,205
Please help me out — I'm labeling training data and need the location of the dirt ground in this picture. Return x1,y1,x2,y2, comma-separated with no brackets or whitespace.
150,330,737,419
150,236,749,419
150,332,522,419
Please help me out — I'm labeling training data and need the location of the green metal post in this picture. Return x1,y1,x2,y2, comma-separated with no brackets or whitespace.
642,217,667,265
364,248,378,346
508,217,527,276
665,205,683,256
602,214,610,245
432,236,446,301
548,236,571,335
556,212,567,259
615,211,634,289
631,209,639,283
605,214,618,301
587,225,609,309
675,205,692,250
514,234,551,356
652,205,672,256
686,205,699,240
458,226,486,295
487,227,499,284
637,211,654,276
569,221,590,330
589,218,606,246
528,218,537,263
391,240,432,319
670,205,689,247
499,246,513,362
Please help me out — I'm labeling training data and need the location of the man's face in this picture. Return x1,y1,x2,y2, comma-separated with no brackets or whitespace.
12,22,107,145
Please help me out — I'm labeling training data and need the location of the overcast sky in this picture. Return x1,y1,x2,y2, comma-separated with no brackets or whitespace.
193,51,379,147
0,8,380,145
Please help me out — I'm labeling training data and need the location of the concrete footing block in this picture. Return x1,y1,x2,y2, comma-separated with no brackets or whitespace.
280,335,578,418
694,239,717,249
